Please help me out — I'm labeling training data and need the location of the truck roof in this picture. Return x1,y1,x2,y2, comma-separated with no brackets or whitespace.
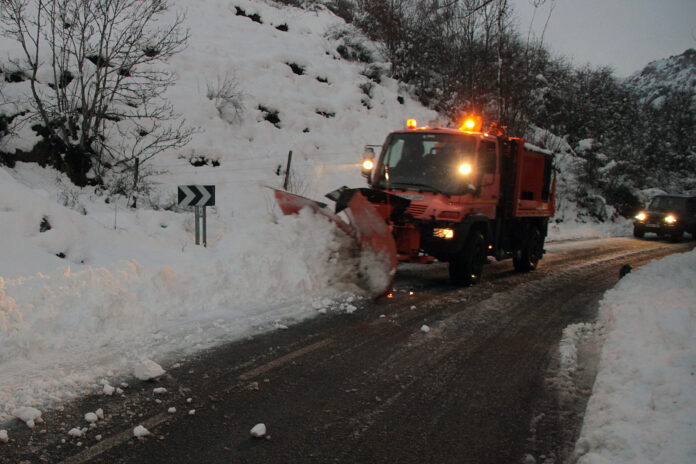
389,127,503,142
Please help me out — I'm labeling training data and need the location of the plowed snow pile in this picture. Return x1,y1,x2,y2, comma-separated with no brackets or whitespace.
572,249,696,463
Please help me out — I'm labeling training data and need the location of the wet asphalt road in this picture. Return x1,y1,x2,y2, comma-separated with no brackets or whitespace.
1,237,693,464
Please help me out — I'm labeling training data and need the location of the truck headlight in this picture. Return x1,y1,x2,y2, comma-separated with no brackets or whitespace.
634,212,646,221
458,162,472,175
433,228,454,239
664,215,677,224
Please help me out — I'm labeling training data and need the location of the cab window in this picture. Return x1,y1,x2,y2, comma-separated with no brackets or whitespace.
479,140,497,175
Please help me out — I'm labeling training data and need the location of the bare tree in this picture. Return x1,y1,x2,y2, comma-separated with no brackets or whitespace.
1,0,193,187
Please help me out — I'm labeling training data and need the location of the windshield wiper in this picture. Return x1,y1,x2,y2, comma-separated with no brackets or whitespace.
387,182,440,193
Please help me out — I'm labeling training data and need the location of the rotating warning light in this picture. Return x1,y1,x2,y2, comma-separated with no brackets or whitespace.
459,115,482,132
406,119,418,130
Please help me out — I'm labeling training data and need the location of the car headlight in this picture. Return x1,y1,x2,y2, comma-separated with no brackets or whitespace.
664,215,677,224
635,212,646,221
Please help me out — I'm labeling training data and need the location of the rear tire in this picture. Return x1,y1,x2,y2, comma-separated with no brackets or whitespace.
449,231,486,286
513,227,542,272
633,225,645,238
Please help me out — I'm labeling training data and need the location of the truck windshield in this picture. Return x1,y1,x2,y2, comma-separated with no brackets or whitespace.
376,132,477,195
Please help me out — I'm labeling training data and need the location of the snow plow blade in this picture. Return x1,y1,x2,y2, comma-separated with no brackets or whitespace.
272,188,354,237
271,188,397,296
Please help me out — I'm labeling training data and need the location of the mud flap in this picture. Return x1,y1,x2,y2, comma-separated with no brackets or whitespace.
271,188,397,296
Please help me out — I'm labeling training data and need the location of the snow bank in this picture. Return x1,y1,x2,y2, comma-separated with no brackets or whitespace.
573,249,696,463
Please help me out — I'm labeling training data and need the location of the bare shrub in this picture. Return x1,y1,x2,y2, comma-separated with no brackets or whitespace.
1,0,194,190
206,74,245,124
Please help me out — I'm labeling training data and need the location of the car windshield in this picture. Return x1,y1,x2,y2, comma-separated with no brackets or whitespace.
649,196,687,212
376,132,477,195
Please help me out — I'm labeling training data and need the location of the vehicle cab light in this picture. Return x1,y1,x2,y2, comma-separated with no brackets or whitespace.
433,228,454,239
634,212,646,221
664,215,677,224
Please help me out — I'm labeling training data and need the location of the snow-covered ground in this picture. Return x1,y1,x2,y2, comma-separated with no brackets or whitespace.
570,249,696,464
0,0,692,460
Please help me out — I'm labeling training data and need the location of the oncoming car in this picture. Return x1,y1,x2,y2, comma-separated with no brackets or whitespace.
633,194,696,241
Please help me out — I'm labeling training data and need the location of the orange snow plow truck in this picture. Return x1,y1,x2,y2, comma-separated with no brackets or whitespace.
273,117,555,295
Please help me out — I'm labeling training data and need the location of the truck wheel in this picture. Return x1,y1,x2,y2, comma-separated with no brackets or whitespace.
633,225,645,238
449,231,486,286
513,227,542,272
670,229,683,242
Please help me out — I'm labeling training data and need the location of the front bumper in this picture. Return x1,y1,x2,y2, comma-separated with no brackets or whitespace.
634,220,680,234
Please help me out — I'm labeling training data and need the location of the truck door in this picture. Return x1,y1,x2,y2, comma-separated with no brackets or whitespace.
475,139,499,218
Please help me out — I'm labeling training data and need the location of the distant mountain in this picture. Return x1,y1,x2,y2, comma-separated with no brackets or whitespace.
626,48,696,108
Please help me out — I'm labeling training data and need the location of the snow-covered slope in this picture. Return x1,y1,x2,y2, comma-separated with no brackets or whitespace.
626,48,696,108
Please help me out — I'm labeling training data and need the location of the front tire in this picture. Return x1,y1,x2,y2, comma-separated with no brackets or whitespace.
449,231,486,286
513,227,542,272
670,229,683,242
633,225,645,238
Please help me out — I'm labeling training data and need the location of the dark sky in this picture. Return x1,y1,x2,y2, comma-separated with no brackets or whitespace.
510,0,696,76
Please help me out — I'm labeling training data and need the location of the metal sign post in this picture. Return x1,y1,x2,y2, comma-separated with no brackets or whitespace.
178,185,215,247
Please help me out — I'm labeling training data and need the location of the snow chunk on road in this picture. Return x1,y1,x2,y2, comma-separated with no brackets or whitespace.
420,324,430,333
96,408,104,420
153,387,167,394
12,407,41,428
134,360,165,380
168,407,176,414
250,423,266,438
103,384,115,396
84,412,98,423
68,428,83,438
133,425,150,438
0,429,8,443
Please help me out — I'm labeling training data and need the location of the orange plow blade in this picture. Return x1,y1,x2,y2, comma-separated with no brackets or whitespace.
341,191,397,296
271,188,397,296
272,188,354,237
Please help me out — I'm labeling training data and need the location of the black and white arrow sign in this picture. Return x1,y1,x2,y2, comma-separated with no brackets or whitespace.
178,185,215,207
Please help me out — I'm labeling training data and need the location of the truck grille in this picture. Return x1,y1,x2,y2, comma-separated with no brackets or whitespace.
406,204,427,216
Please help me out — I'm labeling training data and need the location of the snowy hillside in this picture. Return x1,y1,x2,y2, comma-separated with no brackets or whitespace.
626,48,696,108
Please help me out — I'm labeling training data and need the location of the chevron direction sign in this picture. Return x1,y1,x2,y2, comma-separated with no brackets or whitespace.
178,185,215,207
